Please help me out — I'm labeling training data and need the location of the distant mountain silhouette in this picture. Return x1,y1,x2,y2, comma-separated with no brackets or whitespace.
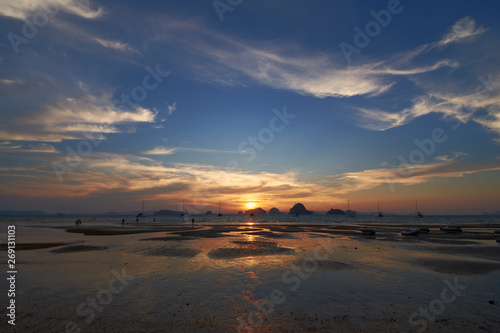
326,208,346,215
153,209,181,216
269,207,280,215
245,207,266,215
205,210,213,215
237,211,244,215
0,210,49,216
288,203,312,215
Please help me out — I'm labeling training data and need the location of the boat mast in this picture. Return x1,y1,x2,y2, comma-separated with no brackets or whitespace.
218,201,223,216
180,199,186,217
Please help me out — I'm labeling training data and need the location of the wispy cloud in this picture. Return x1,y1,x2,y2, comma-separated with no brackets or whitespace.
393,17,488,62
167,102,177,115
1,89,158,142
355,84,500,133
25,94,157,128
0,79,23,85
154,20,454,99
0,142,59,153
0,130,80,143
2,151,499,211
142,147,176,155
92,37,138,53
142,146,239,155
329,153,500,192
0,0,104,20
474,106,500,143
438,17,487,46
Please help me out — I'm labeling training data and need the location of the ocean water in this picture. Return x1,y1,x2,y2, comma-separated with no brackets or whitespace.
1,213,499,227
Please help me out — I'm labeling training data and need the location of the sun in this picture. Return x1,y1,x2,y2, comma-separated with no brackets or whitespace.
246,202,256,209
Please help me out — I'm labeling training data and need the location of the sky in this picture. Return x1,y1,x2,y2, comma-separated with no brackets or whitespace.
0,0,500,215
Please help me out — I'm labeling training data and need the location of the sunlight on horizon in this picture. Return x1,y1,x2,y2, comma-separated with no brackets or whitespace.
245,202,256,209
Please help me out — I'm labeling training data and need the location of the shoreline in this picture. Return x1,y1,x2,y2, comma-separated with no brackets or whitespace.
1,222,499,332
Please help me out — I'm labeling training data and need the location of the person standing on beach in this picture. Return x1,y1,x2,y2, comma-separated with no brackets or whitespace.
121,218,125,226
191,218,195,228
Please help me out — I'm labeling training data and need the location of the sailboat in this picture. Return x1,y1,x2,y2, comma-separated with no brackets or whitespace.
136,201,144,218
346,200,356,217
413,201,424,218
375,202,383,218
218,202,223,217
180,200,186,217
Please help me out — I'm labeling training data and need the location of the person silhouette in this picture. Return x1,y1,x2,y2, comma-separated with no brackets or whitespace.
191,218,195,228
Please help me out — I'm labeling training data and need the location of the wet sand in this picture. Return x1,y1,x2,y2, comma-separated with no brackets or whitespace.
1,223,499,332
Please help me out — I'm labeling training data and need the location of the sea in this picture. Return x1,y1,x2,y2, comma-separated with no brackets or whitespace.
1,214,500,227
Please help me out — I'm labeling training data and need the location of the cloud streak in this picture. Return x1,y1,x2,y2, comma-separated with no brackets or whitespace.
438,17,487,46
142,146,240,155
92,37,138,53
355,82,500,133
0,0,104,20
2,152,499,212
154,20,455,99
2,90,158,142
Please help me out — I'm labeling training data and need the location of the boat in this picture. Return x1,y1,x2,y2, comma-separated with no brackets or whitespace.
136,201,144,218
346,200,356,217
217,202,223,217
358,227,376,235
440,226,462,233
413,201,423,218
418,227,430,233
180,200,186,217
375,202,383,218
401,227,420,236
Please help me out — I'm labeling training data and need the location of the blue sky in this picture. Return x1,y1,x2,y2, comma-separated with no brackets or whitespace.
1,0,500,214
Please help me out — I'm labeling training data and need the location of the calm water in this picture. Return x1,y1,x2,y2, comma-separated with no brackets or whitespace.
1,214,500,227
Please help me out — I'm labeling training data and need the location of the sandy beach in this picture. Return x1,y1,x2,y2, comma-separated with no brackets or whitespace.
1,221,499,332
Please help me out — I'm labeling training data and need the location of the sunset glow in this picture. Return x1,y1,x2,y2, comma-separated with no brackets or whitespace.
245,202,256,210
0,1,500,215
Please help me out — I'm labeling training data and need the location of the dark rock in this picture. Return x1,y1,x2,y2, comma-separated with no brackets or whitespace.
288,203,312,215
269,207,280,215
326,208,346,215
245,207,266,215
205,210,213,215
